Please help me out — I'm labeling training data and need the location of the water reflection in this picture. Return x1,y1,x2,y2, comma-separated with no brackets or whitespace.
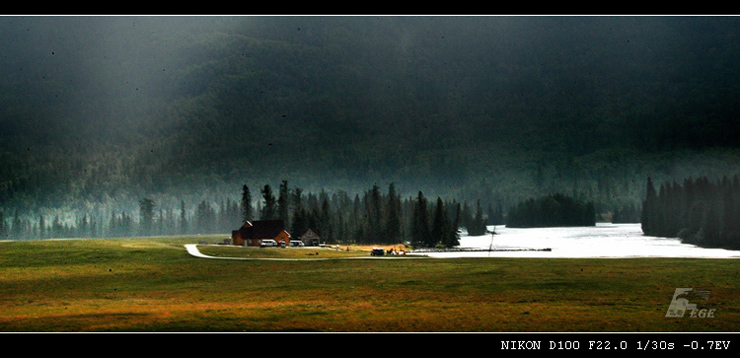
424,223,740,258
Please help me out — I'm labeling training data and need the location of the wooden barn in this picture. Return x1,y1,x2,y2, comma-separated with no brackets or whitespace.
299,228,321,246
231,220,291,246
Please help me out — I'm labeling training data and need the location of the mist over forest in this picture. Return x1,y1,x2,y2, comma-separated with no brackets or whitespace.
2,16,740,238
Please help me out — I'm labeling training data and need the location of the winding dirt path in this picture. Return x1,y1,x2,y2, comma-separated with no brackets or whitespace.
184,244,416,261
184,244,321,261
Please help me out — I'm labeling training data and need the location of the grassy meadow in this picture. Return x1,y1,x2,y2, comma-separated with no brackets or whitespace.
1,235,739,332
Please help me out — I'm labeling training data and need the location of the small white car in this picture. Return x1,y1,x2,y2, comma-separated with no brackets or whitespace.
260,239,279,247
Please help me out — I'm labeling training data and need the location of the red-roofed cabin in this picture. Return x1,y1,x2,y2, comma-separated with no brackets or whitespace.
231,220,291,246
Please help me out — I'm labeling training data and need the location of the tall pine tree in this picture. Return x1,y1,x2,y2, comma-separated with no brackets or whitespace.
430,197,447,247
443,202,461,248
278,180,290,227
468,200,487,235
139,198,156,236
641,177,657,235
241,185,253,223
385,183,402,244
411,191,431,248
260,184,277,220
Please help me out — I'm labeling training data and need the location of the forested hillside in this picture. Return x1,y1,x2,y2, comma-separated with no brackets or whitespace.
2,16,740,237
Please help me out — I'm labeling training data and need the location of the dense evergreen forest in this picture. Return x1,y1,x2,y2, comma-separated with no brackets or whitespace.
0,181,470,248
505,193,596,228
641,176,740,250
3,16,740,239
611,203,641,224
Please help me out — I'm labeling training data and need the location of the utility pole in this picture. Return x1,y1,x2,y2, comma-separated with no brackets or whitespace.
487,226,496,256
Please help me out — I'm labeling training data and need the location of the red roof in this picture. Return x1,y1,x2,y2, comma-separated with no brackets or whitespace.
238,220,289,239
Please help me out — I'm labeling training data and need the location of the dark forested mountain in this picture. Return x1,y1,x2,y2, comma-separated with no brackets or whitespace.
2,16,740,234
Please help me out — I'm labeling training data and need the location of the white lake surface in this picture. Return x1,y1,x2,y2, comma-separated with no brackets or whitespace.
424,223,740,259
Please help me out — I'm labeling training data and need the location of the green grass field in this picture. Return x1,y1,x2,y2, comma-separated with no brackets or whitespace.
1,235,738,332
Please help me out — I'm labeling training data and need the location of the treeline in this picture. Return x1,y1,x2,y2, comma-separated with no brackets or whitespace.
1,181,497,248
0,198,246,240
612,203,641,224
505,193,596,228
641,176,740,249
250,182,466,248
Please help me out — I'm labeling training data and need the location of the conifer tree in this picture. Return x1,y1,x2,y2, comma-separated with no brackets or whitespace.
195,201,207,233
139,198,156,236
290,187,306,237
320,197,332,243
385,183,402,244
52,216,63,238
278,180,290,227
0,211,5,238
411,191,431,248
366,184,383,243
641,177,657,235
38,215,46,239
431,197,447,247
260,184,276,220
241,184,253,223
468,200,487,235
11,209,21,238
179,200,188,234
443,202,461,248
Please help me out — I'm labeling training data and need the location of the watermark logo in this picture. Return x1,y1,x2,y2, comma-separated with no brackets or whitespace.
665,288,715,318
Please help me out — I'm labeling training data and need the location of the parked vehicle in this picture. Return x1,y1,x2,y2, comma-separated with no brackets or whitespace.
260,239,279,247
371,248,384,256
290,241,305,247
